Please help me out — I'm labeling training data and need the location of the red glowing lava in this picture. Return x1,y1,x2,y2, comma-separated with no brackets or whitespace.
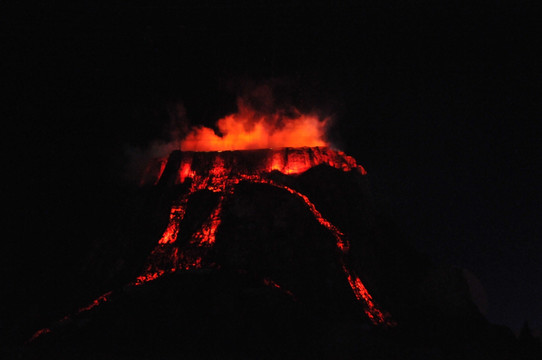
158,201,187,244
28,147,392,344
135,149,390,326
343,266,396,327
141,147,366,187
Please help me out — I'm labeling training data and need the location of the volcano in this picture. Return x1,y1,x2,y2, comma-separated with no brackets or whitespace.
20,147,533,359
135,147,392,327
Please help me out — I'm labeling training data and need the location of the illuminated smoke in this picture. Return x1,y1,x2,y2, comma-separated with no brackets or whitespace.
180,98,330,151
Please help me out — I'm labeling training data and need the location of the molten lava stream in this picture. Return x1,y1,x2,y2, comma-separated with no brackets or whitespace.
28,155,390,344
135,186,226,285
158,197,189,245
342,265,396,327
249,178,350,253
192,195,224,246
251,178,393,327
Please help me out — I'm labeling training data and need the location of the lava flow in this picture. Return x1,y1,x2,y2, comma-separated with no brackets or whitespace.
138,146,392,324
27,146,394,344
28,146,394,343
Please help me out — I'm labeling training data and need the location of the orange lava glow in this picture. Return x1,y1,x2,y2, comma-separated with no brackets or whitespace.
180,99,329,151
28,147,390,344
262,180,351,253
158,199,189,244
133,149,389,326
254,179,392,326
179,159,195,184
343,265,396,327
140,147,367,187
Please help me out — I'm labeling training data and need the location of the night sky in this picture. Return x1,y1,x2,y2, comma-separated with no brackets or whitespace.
5,1,541,336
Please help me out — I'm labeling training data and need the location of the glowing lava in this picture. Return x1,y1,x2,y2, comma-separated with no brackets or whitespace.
135,146,391,326
141,147,366,187
28,146,393,344
158,200,187,244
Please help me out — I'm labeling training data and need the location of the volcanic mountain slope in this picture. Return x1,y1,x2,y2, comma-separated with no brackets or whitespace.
17,147,539,359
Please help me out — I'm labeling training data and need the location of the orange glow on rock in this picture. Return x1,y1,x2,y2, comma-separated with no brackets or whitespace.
140,147,367,187
158,200,188,244
137,148,389,327
179,158,195,184
164,147,366,186
180,99,329,151
28,147,389,345
342,265,396,327
256,179,350,253
194,198,223,246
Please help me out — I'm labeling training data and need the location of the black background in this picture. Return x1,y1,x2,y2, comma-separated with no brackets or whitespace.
4,1,541,336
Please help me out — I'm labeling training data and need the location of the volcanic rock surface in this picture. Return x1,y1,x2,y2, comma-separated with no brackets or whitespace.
140,146,366,187
16,147,538,359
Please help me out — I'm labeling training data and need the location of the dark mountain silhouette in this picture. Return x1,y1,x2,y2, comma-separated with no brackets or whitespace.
12,148,541,359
